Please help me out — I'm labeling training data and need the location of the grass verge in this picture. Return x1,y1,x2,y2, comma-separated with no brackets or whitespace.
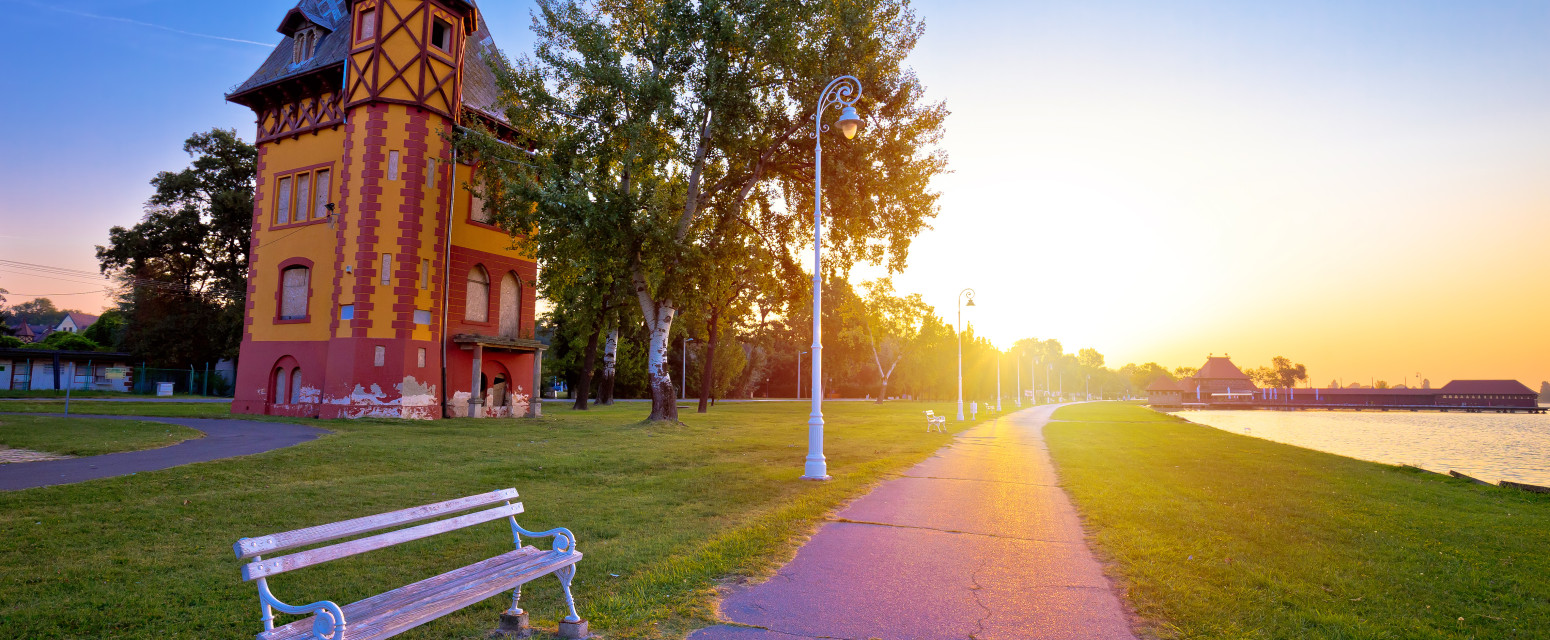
0,415,203,456
1046,402,1550,639
0,400,235,418
0,400,987,638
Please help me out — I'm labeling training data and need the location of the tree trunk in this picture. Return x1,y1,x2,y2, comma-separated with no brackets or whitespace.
573,319,602,410
635,272,678,422
598,320,617,405
877,376,888,404
698,307,719,413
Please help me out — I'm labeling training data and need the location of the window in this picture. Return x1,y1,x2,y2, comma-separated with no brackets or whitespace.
426,158,437,188
381,254,392,286
499,272,520,338
295,172,311,222
431,18,451,52
290,368,303,405
417,348,426,368
280,266,310,320
276,176,293,224
470,177,491,223
313,169,330,219
420,259,430,289
465,265,489,322
388,150,400,180
413,309,432,325
374,346,386,367
275,368,289,403
340,304,354,320
357,8,376,41
293,28,319,63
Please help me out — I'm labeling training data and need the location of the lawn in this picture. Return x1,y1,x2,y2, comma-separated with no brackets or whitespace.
0,415,202,457
0,400,984,639
1045,402,1550,639
0,400,235,418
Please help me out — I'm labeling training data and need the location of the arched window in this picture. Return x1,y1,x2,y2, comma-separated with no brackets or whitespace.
465,265,490,322
290,367,303,404
499,272,520,338
274,368,289,404
280,266,310,320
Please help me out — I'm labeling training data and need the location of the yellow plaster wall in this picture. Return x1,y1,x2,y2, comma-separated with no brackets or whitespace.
248,128,345,343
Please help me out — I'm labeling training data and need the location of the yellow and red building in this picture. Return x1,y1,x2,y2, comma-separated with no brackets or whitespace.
227,0,539,419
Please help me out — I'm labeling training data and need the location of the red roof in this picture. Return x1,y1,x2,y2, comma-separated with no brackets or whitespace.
1438,380,1537,395
1147,377,1183,392
1196,356,1251,381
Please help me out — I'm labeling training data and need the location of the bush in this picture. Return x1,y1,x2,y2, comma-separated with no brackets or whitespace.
0,335,24,349
38,332,103,352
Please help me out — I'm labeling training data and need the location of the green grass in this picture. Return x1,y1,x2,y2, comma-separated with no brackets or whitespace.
0,400,235,418
1045,402,1550,639
0,400,989,639
0,390,219,399
0,415,203,456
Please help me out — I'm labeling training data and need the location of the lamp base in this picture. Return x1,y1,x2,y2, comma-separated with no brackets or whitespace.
800,474,832,481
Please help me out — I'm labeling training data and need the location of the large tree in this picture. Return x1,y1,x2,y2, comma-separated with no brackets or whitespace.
476,0,947,421
96,129,256,367
845,278,931,402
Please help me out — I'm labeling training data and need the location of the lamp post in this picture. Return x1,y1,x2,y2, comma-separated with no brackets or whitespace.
1086,374,1091,401
956,288,976,420
996,348,1003,412
803,76,864,482
1047,363,1053,403
682,337,693,400
1015,354,1021,408
796,350,807,398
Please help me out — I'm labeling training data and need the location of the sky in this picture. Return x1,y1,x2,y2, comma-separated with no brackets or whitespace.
0,0,1546,386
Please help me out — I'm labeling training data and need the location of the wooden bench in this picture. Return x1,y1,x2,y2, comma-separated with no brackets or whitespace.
234,488,586,640
924,410,947,433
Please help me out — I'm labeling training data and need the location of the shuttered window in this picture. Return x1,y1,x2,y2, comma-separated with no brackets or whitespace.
388,150,400,180
280,266,310,320
358,8,376,41
295,172,311,223
465,265,489,322
313,169,330,219
470,176,490,223
276,176,293,224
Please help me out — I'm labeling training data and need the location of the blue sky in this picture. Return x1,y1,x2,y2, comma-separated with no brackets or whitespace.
1,0,1547,383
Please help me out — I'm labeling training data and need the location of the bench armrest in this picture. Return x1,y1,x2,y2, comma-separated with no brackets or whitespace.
513,524,579,555
257,577,347,640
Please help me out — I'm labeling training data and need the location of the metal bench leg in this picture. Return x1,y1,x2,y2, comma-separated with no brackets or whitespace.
554,564,588,638
506,584,523,616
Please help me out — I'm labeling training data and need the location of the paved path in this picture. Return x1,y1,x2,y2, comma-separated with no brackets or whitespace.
0,397,234,403
689,404,1140,640
0,414,327,491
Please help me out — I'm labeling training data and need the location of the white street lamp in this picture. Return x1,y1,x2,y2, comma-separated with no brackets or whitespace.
682,337,694,400
996,348,1003,412
803,76,864,482
1015,354,1021,408
956,288,976,420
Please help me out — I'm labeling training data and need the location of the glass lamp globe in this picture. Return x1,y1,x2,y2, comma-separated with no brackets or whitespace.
837,106,863,139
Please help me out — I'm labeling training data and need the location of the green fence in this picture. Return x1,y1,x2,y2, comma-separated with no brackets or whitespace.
131,366,235,397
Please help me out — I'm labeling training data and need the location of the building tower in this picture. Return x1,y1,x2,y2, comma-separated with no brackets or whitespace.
227,0,540,419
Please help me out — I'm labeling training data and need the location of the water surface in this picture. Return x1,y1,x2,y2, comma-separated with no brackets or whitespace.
1175,409,1550,486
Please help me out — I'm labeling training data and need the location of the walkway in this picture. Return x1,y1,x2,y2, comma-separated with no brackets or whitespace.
0,414,327,491
689,404,1140,640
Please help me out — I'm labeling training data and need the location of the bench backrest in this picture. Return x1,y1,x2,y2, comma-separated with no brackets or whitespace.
924,410,936,417
236,488,522,582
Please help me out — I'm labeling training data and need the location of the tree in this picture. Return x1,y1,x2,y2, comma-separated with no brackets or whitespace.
1174,366,1198,378
0,335,23,348
1374,380,1390,389
1540,381,1550,403
481,0,947,421
96,129,255,367
1077,348,1105,369
845,278,932,403
6,298,71,328
80,309,127,351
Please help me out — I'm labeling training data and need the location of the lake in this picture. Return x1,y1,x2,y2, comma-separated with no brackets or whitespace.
1175,409,1550,486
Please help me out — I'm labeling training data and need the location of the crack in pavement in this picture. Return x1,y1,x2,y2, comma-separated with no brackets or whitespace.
827,517,1083,545
967,556,993,640
899,474,1058,488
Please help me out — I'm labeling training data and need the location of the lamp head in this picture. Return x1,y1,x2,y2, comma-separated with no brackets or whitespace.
965,298,975,307
837,105,863,139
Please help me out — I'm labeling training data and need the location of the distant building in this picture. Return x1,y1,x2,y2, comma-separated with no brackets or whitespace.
1148,355,1540,412
54,312,99,334
0,348,134,392
8,322,52,344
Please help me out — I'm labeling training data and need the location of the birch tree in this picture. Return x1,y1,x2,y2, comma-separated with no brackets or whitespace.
845,278,931,402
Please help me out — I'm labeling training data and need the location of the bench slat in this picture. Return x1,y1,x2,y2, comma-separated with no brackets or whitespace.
242,502,523,581
258,547,582,640
235,488,520,559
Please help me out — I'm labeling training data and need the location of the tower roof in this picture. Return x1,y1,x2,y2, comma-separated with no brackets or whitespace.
227,0,505,122
1146,377,1183,392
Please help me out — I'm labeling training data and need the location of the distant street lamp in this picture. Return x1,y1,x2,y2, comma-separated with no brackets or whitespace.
1086,374,1091,401
682,337,694,400
956,288,976,420
1015,354,1022,408
996,348,1003,412
803,75,865,482
796,350,807,398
